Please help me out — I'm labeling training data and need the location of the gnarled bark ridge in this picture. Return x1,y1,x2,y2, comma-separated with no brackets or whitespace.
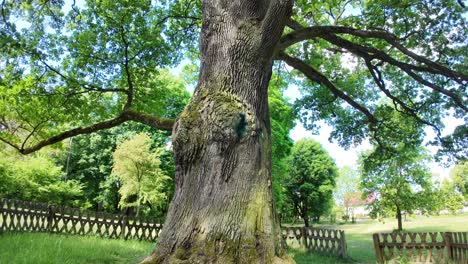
142,0,294,263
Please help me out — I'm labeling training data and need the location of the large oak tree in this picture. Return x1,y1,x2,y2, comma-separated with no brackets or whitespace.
0,0,466,263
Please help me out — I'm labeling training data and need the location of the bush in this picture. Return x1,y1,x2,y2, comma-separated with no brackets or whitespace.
0,152,84,206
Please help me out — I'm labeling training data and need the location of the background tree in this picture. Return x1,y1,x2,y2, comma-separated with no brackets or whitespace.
0,0,466,262
284,139,338,226
269,74,296,224
432,179,465,214
0,149,83,207
359,107,435,231
112,133,171,217
450,161,468,200
334,166,360,221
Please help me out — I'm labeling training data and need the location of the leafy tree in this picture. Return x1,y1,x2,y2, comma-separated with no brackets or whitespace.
0,150,83,206
360,105,441,231
0,0,466,261
432,180,465,214
334,166,360,220
450,161,468,200
62,71,188,212
269,74,296,223
284,139,338,226
112,133,171,217
360,144,435,231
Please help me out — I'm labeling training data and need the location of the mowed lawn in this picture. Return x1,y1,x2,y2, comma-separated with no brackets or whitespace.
0,214,466,263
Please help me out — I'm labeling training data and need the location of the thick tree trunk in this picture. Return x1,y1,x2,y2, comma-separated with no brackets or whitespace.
143,1,293,263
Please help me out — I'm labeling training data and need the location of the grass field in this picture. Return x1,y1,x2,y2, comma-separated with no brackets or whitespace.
0,214,466,263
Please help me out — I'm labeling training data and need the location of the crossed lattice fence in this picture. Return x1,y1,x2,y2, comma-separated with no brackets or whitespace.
0,198,162,242
282,226,348,257
373,231,468,263
1,198,350,258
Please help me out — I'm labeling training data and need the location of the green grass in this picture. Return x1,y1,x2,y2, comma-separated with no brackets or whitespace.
0,214,466,263
0,232,154,264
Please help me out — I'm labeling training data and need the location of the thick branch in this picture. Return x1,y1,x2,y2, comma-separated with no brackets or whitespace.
320,33,467,111
1,110,175,155
123,110,175,131
279,26,468,83
285,18,304,30
277,52,378,124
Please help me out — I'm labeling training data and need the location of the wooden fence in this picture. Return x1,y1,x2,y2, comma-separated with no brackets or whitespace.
1,198,348,258
0,198,162,242
282,226,348,257
373,232,468,263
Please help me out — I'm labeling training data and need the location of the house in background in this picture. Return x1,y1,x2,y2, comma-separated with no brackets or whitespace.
344,192,374,220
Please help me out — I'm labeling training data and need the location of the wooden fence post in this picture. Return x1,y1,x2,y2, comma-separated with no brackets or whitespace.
444,232,453,261
373,233,384,264
121,215,128,240
301,227,308,249
46,205,54,232
340,230,348,258
0,199,3,234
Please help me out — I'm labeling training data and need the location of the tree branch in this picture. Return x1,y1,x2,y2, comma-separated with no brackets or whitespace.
319,33,467,111
279,26,468,84
277,52,378,124
285,18,304,30
41,60,129,94
119,24,134,110
1,110,175,154
364,59,445,139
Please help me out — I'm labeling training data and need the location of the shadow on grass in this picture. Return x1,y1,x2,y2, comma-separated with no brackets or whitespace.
289,248,356,264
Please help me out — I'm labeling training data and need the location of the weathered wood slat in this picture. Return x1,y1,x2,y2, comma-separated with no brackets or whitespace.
0,198,163,242
282,226,348,258
374,231,468,264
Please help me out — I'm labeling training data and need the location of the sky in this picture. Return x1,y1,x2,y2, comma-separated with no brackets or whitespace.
283,84,460,181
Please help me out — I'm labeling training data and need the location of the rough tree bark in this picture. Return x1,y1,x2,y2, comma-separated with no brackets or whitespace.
142,0,294,263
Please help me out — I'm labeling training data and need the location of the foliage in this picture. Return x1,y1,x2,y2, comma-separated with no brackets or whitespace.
0,150,83,207
284,139,338,226
112,133,171,217
0,0,196,152
64,123,178,213
268,74,297,222
334,166,360,220
290,0,467,163
432,180,465,214
359,114,435,230
450,161,468,200
60,71,188,212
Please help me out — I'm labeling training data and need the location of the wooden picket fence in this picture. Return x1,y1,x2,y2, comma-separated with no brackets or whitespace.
373,231,468,263
282,226,348,257
0,198,163,242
